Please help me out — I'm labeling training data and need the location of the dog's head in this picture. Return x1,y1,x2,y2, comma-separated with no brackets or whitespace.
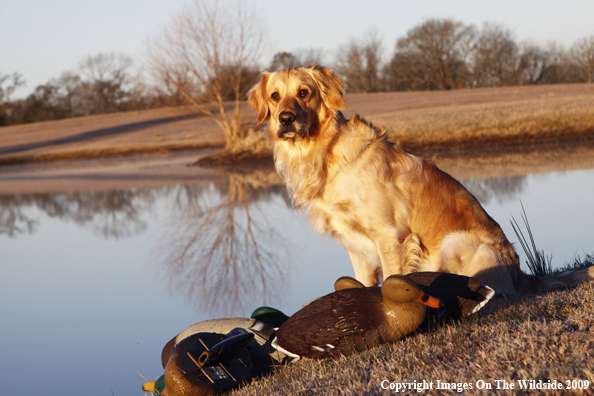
248,65,345,141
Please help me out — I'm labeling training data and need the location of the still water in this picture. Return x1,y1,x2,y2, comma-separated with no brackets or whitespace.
1,147,594,396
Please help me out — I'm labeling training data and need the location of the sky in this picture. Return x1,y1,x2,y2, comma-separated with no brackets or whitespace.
2,0,593,98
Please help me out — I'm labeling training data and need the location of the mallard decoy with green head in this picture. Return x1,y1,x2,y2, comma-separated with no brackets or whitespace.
143,317,290,396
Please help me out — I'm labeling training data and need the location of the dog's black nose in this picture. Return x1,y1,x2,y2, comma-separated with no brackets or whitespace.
279,112,295,126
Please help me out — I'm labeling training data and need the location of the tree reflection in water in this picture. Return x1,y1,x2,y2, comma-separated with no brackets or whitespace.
0,195,38,237
0,165,536,316
157,168,293,317
0,190,156,238
461,176,527,205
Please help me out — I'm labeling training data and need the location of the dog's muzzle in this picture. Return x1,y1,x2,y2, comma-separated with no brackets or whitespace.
277,111,305,139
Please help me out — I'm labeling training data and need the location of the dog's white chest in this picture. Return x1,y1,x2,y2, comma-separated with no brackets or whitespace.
308,198,379,263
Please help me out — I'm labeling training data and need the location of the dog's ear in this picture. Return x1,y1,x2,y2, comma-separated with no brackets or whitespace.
309,65,346,111
248,72,270,124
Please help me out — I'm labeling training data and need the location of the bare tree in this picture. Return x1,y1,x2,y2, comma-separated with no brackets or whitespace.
384,19,476,91
52,71,86,116
269,52,300,71
269,48,325,71
472,23,520,87
0,72,25,104
77,52,134,115
0,72,25,125
335,31,383,92
147,0,266,148
516,42,567,85
296,48,325,68
569,35,594,83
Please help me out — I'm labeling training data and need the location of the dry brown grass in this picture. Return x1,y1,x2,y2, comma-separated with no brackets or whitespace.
1,83,594,167
193,126,273,167
371,94,594,152
231,280,594,396
202,84,594,164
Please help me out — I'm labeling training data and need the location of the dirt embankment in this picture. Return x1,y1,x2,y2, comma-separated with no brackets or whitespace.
2,83,594,166
1,83,594,194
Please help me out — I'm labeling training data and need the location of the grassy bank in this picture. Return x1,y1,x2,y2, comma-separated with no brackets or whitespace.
213,88,594,395
232,278,594,396
372,94,594,152
201,85,594,165
2,84,593,167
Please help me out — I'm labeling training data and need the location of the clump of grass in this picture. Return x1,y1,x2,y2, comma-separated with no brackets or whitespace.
509,203,593,277
510,202,553,276
193,126,273,167
558,253,594,274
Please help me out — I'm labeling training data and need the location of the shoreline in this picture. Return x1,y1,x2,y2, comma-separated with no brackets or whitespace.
1,83,594,193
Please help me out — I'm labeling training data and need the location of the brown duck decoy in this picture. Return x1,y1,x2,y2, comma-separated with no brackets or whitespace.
335,272,495,329
273,274,443,358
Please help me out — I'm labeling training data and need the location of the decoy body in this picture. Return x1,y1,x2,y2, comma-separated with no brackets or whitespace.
334,272,494,331
143,317,289,396
273,274,443,358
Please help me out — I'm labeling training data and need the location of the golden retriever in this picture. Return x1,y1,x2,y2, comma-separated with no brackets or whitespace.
248,65,593,295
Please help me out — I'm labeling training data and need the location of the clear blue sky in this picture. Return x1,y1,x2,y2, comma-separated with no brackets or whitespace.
2,0,593,98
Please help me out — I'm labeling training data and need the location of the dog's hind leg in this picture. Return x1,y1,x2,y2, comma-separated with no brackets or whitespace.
438,232,519,295
374,232,423,280
348,250,381,287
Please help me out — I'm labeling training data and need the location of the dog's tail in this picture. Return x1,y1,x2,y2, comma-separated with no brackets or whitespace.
511,264,594,294
542,266,594,291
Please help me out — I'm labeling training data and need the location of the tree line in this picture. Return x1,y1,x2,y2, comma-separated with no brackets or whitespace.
0,53,179,126
1,15,593,128
334,20,594,93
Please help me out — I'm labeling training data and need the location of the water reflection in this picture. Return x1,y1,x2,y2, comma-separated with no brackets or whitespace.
0,169,543,318
155,169,293,316
0,195,37,236
2,144,594,396
0,190,155,239
0,172,531,239
2,141,594,316
461,176,527,205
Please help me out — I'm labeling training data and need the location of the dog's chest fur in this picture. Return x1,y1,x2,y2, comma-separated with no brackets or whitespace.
308,176,382,264
274,117,403,264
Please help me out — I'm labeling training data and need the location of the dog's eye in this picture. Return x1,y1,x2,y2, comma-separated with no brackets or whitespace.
298,89,309,98
271,92,280,101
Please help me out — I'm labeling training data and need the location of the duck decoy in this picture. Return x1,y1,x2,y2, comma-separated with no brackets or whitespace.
250,306,290,328
143,316,291,396
272,274,443,358
406,271,495,320
335,272,495,330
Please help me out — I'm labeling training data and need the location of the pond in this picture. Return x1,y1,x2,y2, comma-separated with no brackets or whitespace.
1,142,594,396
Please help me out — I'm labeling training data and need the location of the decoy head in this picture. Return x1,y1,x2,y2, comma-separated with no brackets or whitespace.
380,275,443,338
381,275,443,308
334,274,443,309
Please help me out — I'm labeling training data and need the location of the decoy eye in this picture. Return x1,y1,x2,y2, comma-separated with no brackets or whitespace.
421,295,429,302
